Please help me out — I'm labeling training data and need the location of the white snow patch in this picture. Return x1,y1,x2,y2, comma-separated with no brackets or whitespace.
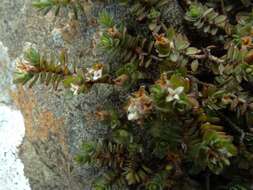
0,105,31,190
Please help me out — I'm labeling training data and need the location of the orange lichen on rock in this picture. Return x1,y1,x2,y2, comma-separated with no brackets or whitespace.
11,86,66,149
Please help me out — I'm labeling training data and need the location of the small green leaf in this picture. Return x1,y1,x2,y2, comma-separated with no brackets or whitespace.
191,60,199,72
186,47,200,55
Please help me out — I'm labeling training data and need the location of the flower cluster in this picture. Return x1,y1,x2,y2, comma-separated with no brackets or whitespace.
85,63,104,82
156,74,185,102
126,86,153,122
16,61,38,73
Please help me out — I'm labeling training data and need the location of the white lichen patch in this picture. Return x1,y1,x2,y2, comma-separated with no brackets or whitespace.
0,105,31,190
0,41,31,190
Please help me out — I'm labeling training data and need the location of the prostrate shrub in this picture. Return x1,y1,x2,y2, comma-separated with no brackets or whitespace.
15,0,253,189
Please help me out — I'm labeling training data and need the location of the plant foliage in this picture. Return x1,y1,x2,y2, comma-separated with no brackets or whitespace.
32,0,85,18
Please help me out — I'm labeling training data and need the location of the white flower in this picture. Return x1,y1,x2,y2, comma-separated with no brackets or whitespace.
126,86,153,122
70,83,80,95
127,104,140,121
166,86,184,102
85,64,103,81
91,68,103,81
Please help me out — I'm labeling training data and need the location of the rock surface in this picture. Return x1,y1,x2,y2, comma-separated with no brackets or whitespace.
0,41,31,190
0,0,184,189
